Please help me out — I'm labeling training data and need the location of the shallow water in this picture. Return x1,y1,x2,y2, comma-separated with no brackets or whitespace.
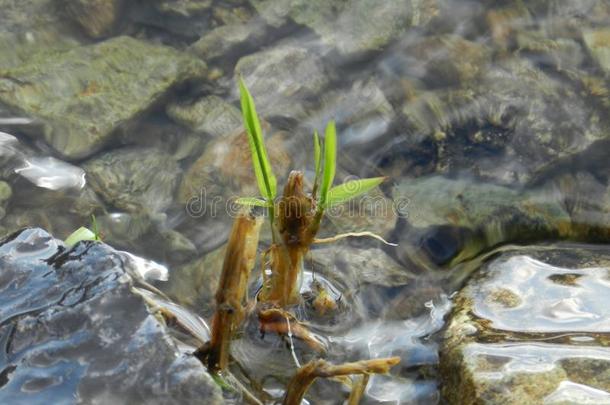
0,0,609,403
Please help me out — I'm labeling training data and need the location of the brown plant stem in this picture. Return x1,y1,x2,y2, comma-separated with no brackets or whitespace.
259,171,318,306
258,308,327,353
282,357,400,405
347,374,370,405
204,210,262,372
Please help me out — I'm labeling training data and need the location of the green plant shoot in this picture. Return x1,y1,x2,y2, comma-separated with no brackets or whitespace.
239,77,277,202
319,121,336,209
64,215,102,247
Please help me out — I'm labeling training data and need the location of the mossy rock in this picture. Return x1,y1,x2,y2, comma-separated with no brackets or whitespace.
0,36,207,159
250,0,439,54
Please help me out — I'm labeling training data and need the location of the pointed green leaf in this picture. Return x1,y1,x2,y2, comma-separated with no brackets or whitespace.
65,227,97,247
324,177,386,208
90,214,102,241
312,130,322,197
319,121,336,207
313,130,321,178
235,197,272,207
238,77,277,200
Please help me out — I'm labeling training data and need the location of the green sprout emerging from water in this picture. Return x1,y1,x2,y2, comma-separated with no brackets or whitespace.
236,77,388,306
200,80,399,404
64,214,102,247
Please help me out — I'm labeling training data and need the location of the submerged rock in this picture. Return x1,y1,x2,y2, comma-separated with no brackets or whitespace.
189,21,267,62
440,246,610,404
307,79,395,147
166,95,242,138
61,0,125,38
250,0,438,54
235,45,329,119
405,35,490,88
583,29,610,75
127,0,214,40
165,246,226,318
178,126,291,204
0,181,11,220
397,58,608,184
0,36,206,159
83,147,181,213
0,227,222,403
0,0,81,71
392,176,571,266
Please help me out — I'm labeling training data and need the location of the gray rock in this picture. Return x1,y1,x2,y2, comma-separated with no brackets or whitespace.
0,179,104,238
312,244,412,288
440,246,610,404
235,45,329,119
0,36,207,159
127,0,213,39
399,58,608,184
0,0,81,70
323,187,398,241
178,126,291,204
583,29,610,75
189,21,266,61
405,35,491,87
166,95,242,137
154,0,213,17
392,176,571,266
61,0,125,38
250,0,439,54
165,246,226,317
84,147,181,214
307,79,395,147
0,227,222,404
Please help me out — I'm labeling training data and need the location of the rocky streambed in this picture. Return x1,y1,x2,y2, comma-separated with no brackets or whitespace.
0,0,609,403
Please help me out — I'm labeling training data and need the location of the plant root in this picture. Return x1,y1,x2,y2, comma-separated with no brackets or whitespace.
282,357,400,405
313,231,397,246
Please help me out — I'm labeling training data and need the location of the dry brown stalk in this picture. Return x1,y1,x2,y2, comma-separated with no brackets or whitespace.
258,308,327,353
282,357,400,405
259,171,320,306
347,374,370,405
204,210,262,372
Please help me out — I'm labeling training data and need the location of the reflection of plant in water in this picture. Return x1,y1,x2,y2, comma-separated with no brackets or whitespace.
197,79,399,404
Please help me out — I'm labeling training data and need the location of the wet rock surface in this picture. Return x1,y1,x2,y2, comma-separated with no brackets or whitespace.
83,146,181,214
61,0,125,38
178,125,291,204
0,36,206,159
166,95,242,138
235,45,329,119
0,228,222,404
250,0,438,54
441,245,610,405
392,176,571,266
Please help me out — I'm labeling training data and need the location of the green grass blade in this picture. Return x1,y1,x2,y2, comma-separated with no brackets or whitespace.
312,130,322,197
319,121,336,207
90,214,101,241
235,197,272,207
239,77,277,200
325,177,386,208
65,227,97,247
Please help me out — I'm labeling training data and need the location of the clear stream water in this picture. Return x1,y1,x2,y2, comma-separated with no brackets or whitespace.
0,0,609,403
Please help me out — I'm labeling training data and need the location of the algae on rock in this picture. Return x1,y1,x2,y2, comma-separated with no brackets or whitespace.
0,36,207,159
